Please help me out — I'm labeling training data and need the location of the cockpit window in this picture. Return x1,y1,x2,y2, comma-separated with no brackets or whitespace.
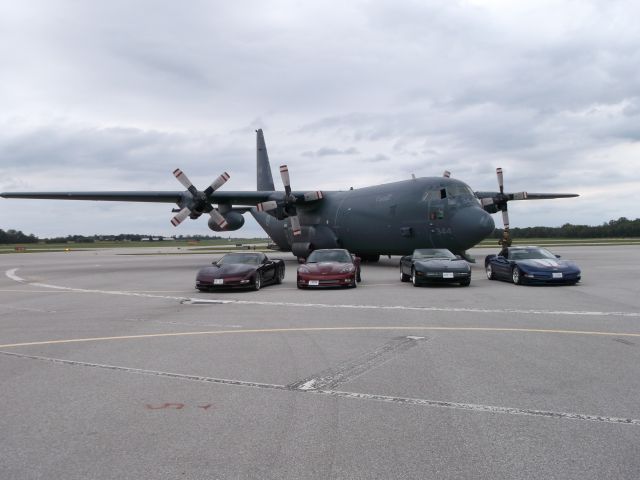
446,182,476,198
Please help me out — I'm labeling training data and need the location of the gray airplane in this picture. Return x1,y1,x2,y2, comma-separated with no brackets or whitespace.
1,129,578,261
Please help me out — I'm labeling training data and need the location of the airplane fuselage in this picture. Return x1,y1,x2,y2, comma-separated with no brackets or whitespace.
252,176,495,257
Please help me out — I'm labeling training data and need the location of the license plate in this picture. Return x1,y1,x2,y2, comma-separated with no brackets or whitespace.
214,279,224,285
309,280,320,286
552,272,563,279
442,272,454,278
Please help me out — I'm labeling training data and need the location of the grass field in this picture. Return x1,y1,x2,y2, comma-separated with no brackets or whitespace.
0,238,271,254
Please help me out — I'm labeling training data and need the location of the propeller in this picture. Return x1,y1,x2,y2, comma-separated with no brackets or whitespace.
255,164,323,237
170,169,230,229
482,167,528,247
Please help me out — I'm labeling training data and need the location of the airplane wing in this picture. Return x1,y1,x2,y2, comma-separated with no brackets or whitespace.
0,191,278,206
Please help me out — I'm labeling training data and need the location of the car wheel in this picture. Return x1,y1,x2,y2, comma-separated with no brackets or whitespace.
460,279,471,287
351,278,358,288
411,268,419,287
400,267,410,282
253,273,262,291
356,269,362,283
486,264,494,280
512,267,522,285
275,266,284,284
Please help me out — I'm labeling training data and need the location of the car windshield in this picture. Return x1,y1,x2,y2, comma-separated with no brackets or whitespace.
216,253,263,265
307,250,352,263
508,248,557,260
413,249,456,260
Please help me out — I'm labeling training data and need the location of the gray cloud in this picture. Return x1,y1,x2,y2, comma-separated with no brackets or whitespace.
1,0,639,236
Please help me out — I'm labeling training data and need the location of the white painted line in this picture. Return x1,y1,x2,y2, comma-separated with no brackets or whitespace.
5,268,25,283
6,268,640,319
317,390,640,426
0,305,56,313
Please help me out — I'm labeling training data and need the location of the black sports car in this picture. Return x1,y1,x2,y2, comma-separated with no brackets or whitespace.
485,246,581,285
400,248,471,287
196,252,285,291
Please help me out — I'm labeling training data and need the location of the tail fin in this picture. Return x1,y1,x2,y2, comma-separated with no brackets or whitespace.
256,129,275,191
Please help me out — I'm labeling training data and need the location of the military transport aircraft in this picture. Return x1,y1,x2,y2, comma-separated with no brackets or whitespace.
1,129,578,261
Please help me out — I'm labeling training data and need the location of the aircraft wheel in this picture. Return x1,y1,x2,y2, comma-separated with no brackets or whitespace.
511,267,522,285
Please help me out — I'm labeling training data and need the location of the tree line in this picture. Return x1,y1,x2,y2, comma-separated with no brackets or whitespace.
3,217,640,244
0,231,223,244
490,217,640,239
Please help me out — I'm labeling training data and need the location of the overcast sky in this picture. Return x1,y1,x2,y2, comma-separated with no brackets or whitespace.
1,0,639,238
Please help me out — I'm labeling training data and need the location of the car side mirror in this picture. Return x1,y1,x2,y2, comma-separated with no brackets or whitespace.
455,255,462,259
555,254,561,258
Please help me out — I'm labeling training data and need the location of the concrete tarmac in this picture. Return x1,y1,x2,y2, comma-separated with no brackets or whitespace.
1,245,639,479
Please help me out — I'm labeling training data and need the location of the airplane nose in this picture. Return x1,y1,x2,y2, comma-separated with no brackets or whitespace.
451,207,495,249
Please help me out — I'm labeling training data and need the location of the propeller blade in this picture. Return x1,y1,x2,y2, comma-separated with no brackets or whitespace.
510,192,528,200
289,215,301,236
501,209,510,231
209,209,228,230
170,207,191,227
443,170,451,178
204,172,230,196
280,165,292,196
173,168,198,195
303,191,324,202
256,200,278,212
496,167,504,194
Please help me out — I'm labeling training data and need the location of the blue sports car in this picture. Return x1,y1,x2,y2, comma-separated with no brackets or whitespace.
485,246,581,285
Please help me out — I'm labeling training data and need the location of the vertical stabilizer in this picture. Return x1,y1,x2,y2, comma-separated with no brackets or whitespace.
256,129,275,191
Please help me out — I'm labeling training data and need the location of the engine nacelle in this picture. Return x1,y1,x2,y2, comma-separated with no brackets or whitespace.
208,211,245,231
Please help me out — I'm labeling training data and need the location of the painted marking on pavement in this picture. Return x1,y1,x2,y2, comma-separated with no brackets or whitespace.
1,349,638,427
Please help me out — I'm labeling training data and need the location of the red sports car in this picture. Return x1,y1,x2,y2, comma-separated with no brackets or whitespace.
196,252,285,291
297,249,361,289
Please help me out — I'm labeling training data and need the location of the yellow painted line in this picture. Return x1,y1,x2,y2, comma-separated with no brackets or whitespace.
1,326,640,349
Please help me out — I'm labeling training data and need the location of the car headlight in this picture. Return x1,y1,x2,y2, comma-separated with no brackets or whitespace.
340,265,356,273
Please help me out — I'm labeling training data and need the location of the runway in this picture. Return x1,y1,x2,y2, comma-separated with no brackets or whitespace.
1,245,639,479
